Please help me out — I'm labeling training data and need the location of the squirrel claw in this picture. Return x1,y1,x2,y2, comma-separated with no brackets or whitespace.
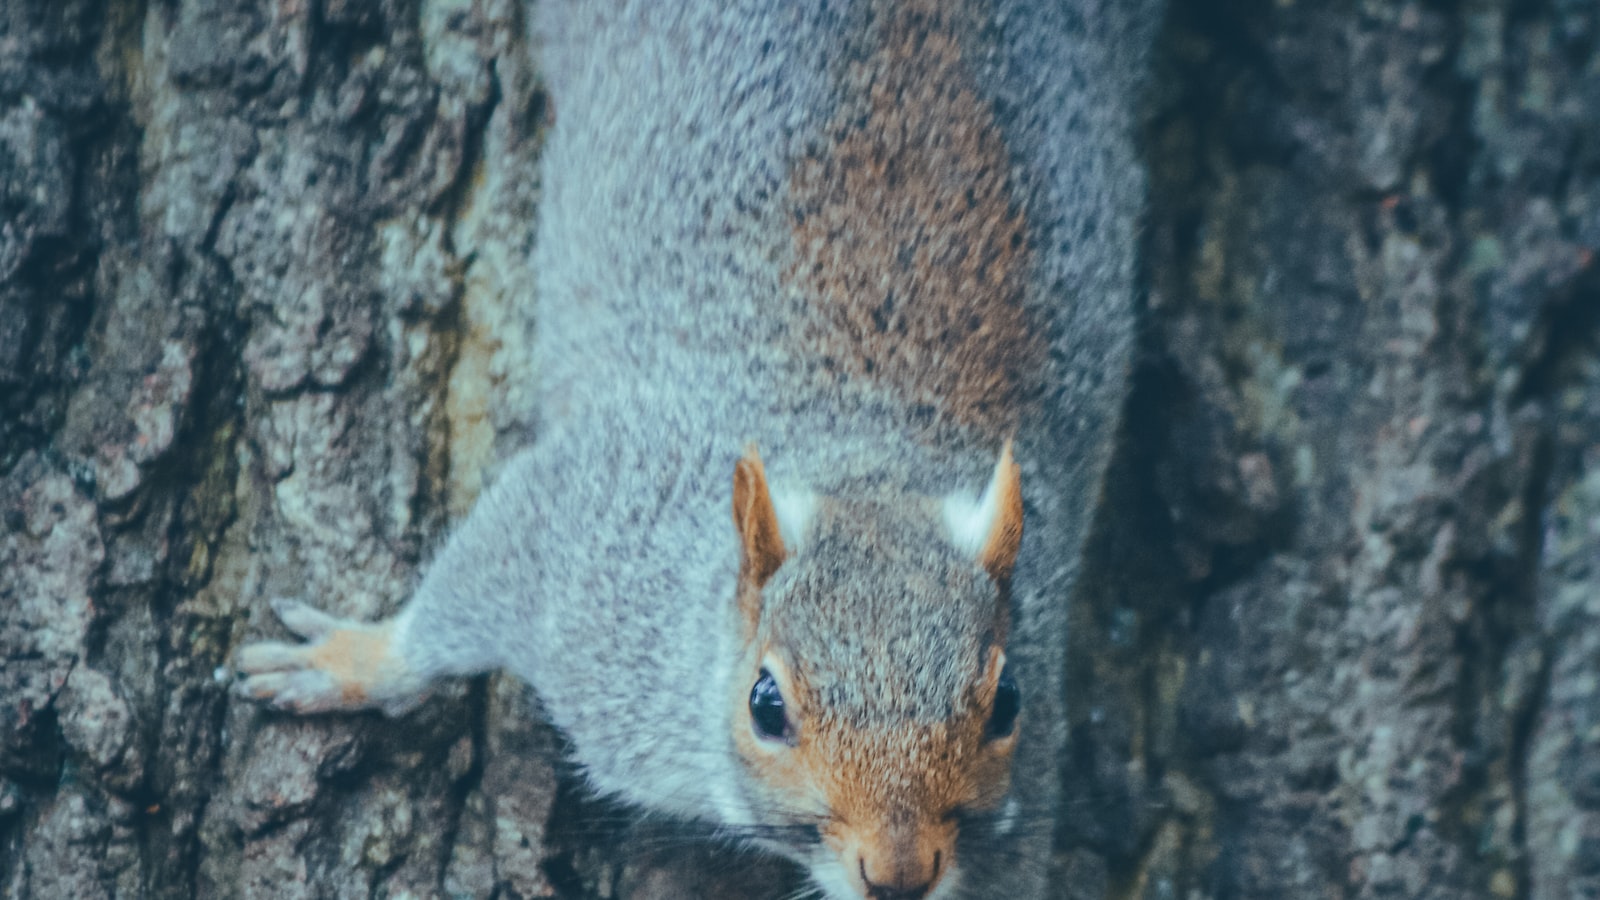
234,640,312,675
270,597,341,640
234,669,345,714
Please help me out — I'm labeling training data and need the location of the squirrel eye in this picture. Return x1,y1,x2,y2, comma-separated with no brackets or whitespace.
987,663,1020,740
749,669,791,743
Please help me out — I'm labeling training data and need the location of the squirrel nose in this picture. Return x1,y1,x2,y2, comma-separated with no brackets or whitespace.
859,850,941,900
862,883,930,900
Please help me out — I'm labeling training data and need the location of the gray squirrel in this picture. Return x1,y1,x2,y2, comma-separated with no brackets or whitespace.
234,0,1161,897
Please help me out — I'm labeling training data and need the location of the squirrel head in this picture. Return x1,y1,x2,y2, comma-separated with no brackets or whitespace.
728,443,1023,900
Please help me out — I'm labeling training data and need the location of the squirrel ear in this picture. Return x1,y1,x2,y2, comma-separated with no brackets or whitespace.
732,445,796,590
943,440,1024,582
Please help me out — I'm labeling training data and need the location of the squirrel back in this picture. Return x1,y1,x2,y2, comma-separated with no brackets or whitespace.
237,2,1160,898
531,0,1151,486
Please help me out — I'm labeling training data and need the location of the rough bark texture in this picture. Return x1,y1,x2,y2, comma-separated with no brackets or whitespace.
2,0,1597,898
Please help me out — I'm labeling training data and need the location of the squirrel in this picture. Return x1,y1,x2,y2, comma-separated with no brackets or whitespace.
234,0,1159,897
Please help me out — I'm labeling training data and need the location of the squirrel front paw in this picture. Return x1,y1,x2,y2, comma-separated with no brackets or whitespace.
233,598,424,716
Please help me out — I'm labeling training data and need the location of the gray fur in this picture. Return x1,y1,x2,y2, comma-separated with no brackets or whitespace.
238,0,1162,896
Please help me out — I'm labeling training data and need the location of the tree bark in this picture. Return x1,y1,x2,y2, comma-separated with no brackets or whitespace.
2,1,1597,898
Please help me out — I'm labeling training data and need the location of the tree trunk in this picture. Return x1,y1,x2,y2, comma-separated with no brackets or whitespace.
2,1,1596,898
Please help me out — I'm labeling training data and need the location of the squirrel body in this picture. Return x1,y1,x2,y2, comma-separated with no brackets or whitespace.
237,1,1160,897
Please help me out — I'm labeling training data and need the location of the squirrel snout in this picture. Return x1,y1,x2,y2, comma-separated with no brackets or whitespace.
850,828,950,900
859,851,940,900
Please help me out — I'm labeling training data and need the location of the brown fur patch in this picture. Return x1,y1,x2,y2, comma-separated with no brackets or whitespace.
786,0,1044,439
794,642,1019,891
810,719,990,897
306,622,396,706
730,643,1018,893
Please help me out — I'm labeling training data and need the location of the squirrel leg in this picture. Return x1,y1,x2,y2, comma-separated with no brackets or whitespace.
234,598,428,716
236,443,560,717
